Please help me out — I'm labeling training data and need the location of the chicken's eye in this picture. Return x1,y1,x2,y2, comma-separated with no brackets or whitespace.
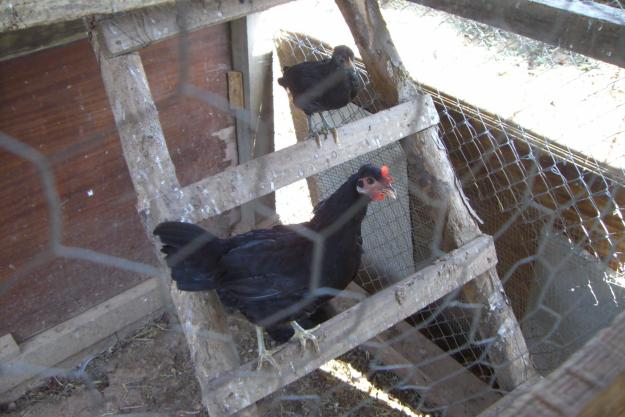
357,179,364,188
366,177,374,185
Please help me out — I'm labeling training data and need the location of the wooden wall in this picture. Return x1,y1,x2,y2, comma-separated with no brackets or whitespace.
0,24,237,342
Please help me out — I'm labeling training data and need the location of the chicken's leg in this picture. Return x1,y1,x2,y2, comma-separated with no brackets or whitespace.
318,112,339,144
290,321,320,353
255,326,279,371
306,113,322,147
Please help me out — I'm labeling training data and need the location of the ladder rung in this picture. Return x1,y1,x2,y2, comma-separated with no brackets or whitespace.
204,234,497,416
172,96,438,223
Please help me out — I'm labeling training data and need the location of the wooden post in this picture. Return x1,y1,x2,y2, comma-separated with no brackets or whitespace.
477,310,625,417
89,23,257,417
336,0,535,391
229,18,256,232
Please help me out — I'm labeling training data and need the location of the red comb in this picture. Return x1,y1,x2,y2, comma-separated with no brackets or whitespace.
381,165,393,182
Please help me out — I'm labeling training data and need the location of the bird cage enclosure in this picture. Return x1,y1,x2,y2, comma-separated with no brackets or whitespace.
1,0,625,417
275,20,625,377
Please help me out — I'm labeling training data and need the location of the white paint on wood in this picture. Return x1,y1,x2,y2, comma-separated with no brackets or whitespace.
211,126,238,165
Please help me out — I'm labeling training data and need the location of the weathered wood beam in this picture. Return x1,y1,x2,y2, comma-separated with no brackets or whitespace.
229,18,255,232
174,96,438,223
95,0,294,57
332,283,502,417
90,22,258,417
0,19,86,62
205,234,498,416
477,374,543,417
1,0,171,33
336,0,535,391
408,0,625,68
0,279,162,399
477,309,625,417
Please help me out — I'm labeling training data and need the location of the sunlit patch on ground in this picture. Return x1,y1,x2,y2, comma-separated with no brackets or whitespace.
320,359,428,417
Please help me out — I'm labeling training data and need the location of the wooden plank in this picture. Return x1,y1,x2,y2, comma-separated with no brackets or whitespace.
0,278,162,398
336,0,535,391
332,283,502,417
408,0,625,68
230,18,255,232
96,0,294,57
477,375,544,417
90,27,179,210
0,19,86,61
227,71,245,110
90,24,258,417
174,96,438,223
205,234,498,416
477,309,625,417
0,0,172,33
0,334,19,362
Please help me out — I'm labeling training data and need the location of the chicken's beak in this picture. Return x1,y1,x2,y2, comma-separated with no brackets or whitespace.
383,183,397,200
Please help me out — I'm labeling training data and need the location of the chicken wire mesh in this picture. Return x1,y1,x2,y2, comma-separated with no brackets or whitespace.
1,1,625,417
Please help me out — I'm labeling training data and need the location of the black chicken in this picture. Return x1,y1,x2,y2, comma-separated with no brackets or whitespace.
278,45,359,142
153,164,395,370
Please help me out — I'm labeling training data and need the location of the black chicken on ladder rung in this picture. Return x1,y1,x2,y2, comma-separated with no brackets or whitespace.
154,164,396,370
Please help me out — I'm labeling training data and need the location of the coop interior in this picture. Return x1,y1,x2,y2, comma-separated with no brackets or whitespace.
1,1,624,417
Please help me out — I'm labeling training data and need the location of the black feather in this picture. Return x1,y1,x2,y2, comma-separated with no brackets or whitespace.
278,45,359,116
153,164,385,344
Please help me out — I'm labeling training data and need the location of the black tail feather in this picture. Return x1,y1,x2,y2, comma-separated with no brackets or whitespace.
153,222,223,291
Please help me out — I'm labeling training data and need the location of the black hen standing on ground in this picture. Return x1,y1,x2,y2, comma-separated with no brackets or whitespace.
278,45,359,142
153,164,395,370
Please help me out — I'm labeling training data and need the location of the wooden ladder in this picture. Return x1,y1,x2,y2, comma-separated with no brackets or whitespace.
89,1,534,415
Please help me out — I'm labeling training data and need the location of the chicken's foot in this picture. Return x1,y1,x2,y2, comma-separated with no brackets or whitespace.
290,321,320,353
318,112,339,145
255,326,279,372
307,114,323,147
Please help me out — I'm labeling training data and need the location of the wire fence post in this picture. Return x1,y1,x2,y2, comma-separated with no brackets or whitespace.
335,0,536,390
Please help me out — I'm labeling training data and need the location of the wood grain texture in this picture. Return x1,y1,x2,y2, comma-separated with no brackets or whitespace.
477,309,625,417
97,0,295,57
175,96,438,223
206,235,497,416
332,283,503,417
336,0,534,391
0,19,86,62
0,25,236,342
92,17,256,417
0,0,172,32
409,0,625,68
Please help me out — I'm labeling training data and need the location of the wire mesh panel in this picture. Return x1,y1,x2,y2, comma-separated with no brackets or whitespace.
275,32,500,389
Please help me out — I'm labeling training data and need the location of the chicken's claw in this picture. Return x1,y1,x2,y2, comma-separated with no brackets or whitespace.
255,326,280,372
330,128,339,145
290,321,320,353
257,347,279,372
314,132,322,148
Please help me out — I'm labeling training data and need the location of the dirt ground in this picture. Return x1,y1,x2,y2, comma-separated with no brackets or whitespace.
0,313,428,417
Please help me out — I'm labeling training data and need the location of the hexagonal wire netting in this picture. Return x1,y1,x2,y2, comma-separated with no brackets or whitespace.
1,1,624,416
